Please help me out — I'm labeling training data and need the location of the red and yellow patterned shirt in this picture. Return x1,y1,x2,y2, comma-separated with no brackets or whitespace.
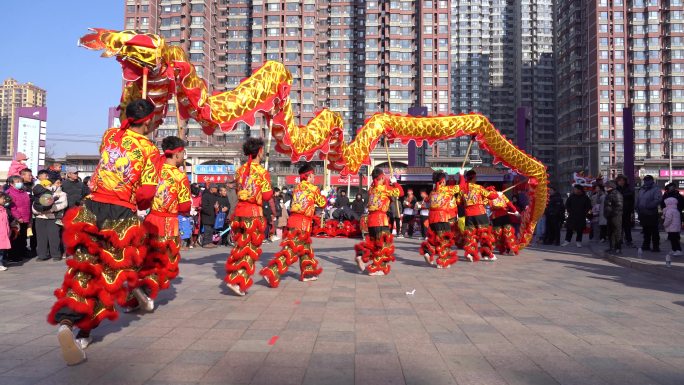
463,182,498,217
234,162,273,217
367,183,404,227
428,184,461,223
288,180,326,232
489,192,518,219
151,163,191,216
90,128,160,210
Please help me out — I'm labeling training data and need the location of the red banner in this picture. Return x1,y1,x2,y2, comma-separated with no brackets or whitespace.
284,175,367,186
197,174,233,184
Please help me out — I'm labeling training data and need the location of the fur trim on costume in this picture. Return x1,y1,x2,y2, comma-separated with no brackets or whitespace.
225,217,265,292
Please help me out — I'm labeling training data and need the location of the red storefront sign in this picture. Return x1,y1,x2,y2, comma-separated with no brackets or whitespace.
284,175,367,186
197,174,233,184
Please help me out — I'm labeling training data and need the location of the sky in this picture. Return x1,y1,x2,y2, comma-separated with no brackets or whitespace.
0,1,123,157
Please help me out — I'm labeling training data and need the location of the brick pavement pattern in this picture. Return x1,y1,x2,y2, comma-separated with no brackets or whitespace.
0,237,683,385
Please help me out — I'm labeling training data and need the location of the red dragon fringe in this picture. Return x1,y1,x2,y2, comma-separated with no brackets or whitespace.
420,226,457,267
493,224,519,255
260,228,320,287
354,231,395,274
48,206,146,331
225,217,265,292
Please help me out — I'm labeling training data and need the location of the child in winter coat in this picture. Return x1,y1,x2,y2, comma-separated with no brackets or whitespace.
7,152,28,177
0,192,11,271
663,197,682,256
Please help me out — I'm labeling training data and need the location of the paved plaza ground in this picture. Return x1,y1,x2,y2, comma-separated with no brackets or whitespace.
1,236,683,385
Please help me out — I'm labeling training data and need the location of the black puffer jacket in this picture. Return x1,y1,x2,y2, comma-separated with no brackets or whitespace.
565,192,591,229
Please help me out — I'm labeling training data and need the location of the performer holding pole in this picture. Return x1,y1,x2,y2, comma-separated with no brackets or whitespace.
488,186,520,256
420,170,465,268
384,136,402,233
462,170,499,261
354,167,404,276
224,137,273,296
47,99,161,365
260,163,329,287
133,136,191,312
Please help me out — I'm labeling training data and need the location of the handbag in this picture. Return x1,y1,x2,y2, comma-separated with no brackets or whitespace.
214,212,226,229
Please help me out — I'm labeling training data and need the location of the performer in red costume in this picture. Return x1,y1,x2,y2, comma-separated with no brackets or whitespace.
47,99,160,365
260,163,329,287
420,170,464,268
488,187,520,255
133,136,191,311
225,137,272,296
355,167,404,276
462,170,499,262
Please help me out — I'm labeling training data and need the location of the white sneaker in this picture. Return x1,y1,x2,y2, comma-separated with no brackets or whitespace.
0,265,7,271
227,283,246,296
576,242,582,248
465,254,474,262
489,255,498,261
599,239,606,243
302,276,318,282
672,250,683,257
561,241,570,247
482,256,490,261
132,288,154,312
76,336,93,350
369,270,385,276
436,264,451,269
57,325,86,366
423,253,435,266
271,236,281,241
355,256,366,272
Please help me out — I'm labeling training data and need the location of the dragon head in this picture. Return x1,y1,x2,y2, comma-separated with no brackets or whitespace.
79,28,165,71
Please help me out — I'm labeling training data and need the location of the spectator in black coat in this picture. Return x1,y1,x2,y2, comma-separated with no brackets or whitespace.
335,190,350,209
61,167,89,209
615,175,635,247
544,186,565,245
562,184,592,247
351,194,365,217
200,185,219,248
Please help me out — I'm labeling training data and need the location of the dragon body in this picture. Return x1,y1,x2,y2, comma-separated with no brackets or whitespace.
78,28,548,248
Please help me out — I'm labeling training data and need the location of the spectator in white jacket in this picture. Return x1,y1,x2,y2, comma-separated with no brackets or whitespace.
663,197,682,256
34,180,68,261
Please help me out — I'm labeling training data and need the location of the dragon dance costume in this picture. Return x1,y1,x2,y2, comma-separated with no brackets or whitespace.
224,161,272,294
260,176,326,287
137,159,191,302
48,125,159,333
489,190,520,255
355,178,404,275
420,180,462,268
462,182,499,261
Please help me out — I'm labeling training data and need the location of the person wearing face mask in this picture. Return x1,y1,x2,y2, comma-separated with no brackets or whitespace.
354,168,404,276
133,136,191,313
47,99,162,366
5,175,30,262
0,192,11,271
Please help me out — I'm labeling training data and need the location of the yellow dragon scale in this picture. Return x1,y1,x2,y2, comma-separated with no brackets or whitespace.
79,28,548,248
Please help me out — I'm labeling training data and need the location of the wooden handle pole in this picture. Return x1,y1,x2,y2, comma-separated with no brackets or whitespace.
142,67,149,99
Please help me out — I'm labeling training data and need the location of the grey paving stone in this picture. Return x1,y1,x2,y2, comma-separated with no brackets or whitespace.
2,238,684,384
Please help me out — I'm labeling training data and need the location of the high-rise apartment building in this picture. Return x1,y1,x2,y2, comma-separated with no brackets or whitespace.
556,0,684,185
516,0,555,176
0,78,47,156
125,0,556,175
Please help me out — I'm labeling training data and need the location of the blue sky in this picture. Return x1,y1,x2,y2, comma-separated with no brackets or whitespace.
0,1,123,156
